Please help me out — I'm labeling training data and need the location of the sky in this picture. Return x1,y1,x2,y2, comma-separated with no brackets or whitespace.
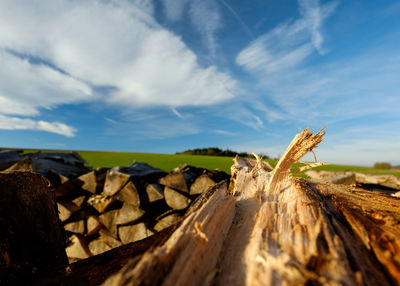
0,0,399,166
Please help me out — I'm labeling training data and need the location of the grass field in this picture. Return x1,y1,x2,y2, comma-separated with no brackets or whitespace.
9,148,400,177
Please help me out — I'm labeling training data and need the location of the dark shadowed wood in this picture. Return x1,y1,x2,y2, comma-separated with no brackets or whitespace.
0,171,67,285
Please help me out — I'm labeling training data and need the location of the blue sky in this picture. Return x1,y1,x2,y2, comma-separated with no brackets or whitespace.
0,0,399,166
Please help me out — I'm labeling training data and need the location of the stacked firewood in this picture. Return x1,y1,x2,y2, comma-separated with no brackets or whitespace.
0,151,229,262
57,163,228,262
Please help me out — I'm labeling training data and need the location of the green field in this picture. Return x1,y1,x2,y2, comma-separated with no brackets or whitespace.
78,151,236,173
10,149,400,177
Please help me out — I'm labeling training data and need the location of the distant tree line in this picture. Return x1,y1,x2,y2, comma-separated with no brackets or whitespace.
373,162,392,169
176,147,270,159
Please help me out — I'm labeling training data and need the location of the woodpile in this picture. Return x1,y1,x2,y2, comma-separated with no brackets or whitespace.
3,129,400,285
57,163,228,262
0,150,229,264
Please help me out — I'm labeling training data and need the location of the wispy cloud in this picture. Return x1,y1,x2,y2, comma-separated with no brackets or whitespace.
236,0,337,75
218,0,254,39
212,129,236,136
160,0,189,22
189,0,222,57
0,115,76,137
171,107,185,120
161,0,222,56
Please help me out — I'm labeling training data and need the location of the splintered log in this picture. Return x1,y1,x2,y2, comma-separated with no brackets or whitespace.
102,128,400,286
0,171,68,284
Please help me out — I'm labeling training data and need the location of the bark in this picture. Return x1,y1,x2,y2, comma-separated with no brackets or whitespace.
0,171,68,285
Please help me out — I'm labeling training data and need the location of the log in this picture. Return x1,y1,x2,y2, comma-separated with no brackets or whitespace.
114,181,140,207
65,235,92,261
118,223,153,244
86,216,102,236
164,186,192,210
0,171,68,284
102,128,400,286
114,204,145,225
153,212,182,232
78,170,97,194
64,220,85,234
88,239,113,256
145,183,164,203
57,200,81,222
87,194,116,213
103,169,131,197
189,174,215,195
98,229,122,249
159,172,189,193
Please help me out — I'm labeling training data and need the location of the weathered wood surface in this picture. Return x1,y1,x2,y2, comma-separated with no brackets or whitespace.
101,128,400,286
0,171,68,285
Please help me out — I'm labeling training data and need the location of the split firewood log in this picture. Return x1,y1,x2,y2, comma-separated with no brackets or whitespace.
153,212,183,232
86,216,102,236
102,128,400,286
114,204,145,225
78,170,97,194
0,171,68,284
87,194,116,213
189,174,215,195
159,172,189,193
118,223,154,244
164,186,192,210
57,200,81,222
103,169,131,197
64,220,85,234
88,239,113,256
145,183,164,203
114,181,141,207
65,234,92,261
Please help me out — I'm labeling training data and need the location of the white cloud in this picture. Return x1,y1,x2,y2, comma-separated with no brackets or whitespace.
0,50,92,117
0,0,236,135
0,115,76,137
